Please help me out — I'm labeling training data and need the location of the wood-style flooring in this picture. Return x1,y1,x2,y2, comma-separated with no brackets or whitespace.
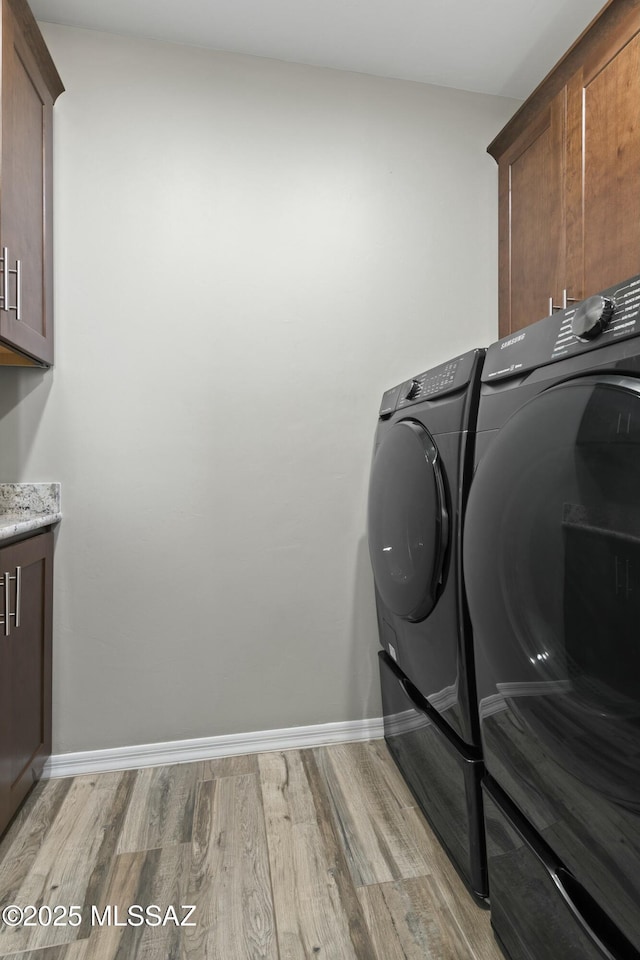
0,740,503,959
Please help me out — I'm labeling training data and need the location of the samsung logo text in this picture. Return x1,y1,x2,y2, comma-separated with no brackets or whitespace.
500,333,526,349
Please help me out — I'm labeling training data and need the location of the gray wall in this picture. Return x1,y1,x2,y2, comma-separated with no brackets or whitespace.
0,23,519,753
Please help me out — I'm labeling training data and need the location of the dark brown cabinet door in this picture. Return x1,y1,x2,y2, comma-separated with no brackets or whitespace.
498,91,566,334
0,0,63,367
567,31,640,299
0,531,53,836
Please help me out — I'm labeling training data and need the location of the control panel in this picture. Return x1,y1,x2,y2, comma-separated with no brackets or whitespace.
378,349,483,417
397,359,460,408
483,274,640,383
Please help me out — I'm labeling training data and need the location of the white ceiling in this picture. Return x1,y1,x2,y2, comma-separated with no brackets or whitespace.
31,0,606,99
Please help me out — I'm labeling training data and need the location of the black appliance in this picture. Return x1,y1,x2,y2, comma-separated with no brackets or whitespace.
463,276,640,959
368,349,487,898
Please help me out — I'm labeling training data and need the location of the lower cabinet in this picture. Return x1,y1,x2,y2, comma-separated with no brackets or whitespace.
0,529,53,835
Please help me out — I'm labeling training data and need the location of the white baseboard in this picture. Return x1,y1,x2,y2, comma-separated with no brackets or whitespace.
43,717,385,779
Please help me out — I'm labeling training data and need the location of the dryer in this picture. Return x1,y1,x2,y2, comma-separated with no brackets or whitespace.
463,277,640,959
368,348,487,898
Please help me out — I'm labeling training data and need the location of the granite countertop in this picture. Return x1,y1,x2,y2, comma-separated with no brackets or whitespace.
0,483,62,542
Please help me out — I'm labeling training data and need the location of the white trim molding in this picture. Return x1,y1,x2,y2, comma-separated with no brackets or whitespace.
44,717,385,779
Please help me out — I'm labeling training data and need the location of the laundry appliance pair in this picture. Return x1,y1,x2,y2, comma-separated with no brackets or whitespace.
370,275,640,957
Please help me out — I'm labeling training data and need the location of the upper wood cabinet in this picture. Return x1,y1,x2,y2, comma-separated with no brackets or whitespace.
0,0,63,367
498,90,566,334
489,0,640,337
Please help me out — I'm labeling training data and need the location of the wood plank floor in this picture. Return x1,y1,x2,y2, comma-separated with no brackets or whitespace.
0,741,503,960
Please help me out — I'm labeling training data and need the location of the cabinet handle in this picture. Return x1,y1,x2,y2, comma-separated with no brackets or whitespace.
0,247,22,320
2,571,9,637
550,291,579,314
0,568,22,635
1,248,8,315
14,566,21,629
548,296,563,314
14,258,21,321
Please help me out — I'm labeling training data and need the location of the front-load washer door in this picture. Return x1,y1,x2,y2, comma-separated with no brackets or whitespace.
463,374,640,952
368,419,449,623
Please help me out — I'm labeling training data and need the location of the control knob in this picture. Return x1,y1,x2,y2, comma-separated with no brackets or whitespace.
405,380,422,401
571,295,615,341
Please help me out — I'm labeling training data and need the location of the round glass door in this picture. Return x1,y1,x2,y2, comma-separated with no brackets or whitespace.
464,375,640,802
368,420,449,622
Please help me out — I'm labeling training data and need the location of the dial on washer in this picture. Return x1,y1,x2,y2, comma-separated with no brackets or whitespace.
571,295,615,341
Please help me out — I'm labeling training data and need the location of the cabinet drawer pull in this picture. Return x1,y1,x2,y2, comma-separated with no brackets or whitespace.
0,247,23,320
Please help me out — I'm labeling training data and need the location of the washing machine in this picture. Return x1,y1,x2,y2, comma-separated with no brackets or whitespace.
463,276,640,959
368,348,487,898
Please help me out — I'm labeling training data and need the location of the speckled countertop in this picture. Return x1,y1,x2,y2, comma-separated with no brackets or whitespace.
0,483,61,542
